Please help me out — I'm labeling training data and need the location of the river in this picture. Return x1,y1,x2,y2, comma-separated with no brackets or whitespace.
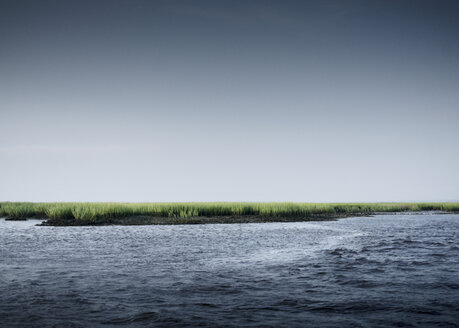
1,214,458,327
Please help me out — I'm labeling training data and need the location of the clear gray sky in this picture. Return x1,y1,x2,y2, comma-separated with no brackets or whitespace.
1,0,458,202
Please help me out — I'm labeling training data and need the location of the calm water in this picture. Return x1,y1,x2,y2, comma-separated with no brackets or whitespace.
1,214,458,327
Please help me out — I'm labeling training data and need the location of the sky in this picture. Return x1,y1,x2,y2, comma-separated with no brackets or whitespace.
1,0,458,202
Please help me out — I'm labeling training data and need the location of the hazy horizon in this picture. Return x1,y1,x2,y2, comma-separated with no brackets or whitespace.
1,0,458,202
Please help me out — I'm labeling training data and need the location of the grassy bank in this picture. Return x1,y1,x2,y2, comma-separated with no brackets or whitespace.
1,202,458,225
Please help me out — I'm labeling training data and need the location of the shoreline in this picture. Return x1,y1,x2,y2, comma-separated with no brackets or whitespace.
2,202,458,226
38,213,360,226
2,211,457,226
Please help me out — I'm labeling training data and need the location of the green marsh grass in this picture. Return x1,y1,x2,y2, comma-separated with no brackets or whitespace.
0,202,458,225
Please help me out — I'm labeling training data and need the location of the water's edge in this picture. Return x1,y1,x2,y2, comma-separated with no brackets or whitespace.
3,211,456,226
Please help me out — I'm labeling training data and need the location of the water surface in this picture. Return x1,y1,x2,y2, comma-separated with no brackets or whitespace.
1,214,458,327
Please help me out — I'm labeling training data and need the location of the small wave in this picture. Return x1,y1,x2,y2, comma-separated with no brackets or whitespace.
328,248,358,256
102,311,159,324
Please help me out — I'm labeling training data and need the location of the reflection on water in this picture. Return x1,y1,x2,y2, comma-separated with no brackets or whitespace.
1,215,458,327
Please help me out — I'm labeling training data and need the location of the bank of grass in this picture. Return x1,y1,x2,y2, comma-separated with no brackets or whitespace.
0,202,458,225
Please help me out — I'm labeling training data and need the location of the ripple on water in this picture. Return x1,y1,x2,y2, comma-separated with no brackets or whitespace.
0,215,458,327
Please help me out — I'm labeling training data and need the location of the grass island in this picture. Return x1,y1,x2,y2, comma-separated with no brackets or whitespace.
1,202,458,226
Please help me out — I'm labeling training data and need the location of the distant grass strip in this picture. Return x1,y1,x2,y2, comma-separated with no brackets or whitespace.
1,202,458,225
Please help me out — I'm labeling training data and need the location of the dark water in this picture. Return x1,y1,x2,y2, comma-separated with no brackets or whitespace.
1,214,458,328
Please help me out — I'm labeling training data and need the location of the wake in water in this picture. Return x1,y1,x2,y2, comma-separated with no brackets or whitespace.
0,215,458,327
